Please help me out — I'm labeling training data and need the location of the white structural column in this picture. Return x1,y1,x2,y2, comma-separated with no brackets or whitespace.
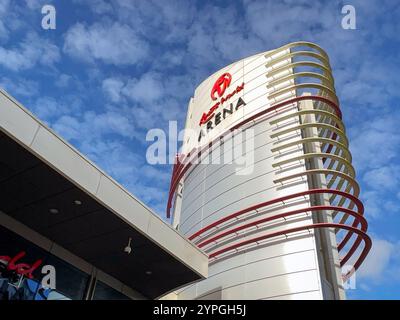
298,94,345,300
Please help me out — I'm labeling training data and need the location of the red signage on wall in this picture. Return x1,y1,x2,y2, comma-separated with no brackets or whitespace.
211,73,232,101
200,72,245,126
0,251,43,279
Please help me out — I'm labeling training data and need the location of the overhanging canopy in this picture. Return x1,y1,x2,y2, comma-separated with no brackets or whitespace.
0,89,207,299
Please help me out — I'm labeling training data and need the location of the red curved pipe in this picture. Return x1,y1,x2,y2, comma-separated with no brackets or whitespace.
167,93,371,278
188,188,363,241
197,205,367,249
187,189,365,266
207,222,371,280
196,204,367,275
167,95,341,218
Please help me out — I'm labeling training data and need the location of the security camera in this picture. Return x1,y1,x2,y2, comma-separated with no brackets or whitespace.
124,246,132,254
124,237,132,255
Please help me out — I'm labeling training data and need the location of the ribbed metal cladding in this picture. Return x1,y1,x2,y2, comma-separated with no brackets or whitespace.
167,42,371,300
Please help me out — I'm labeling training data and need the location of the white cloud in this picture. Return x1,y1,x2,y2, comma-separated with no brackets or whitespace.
27,95,83,124
127,183,168,214
50,111,170,213
129,106,159,129
347,113,400,220
79,139,142,178
102,77,124,102
187,24,217,65
122,72,164,104
53,108,138,144
0,21,7,41
0,32,60,71
358,237,395,282
108,0,195,44
103,72,194,105
25,0,48,10
0,76,39,97
154,50,184,69
31,96,60,120
0,0,10,39
140,165,170,186
349,116,400,173
363,166,400,191
63,22,149,66
50,115,80,141
360,190,400,219
72,0,113,15
86,110,137,139
361,191,381,219
101,72,190,131
0,0,10,13
3,0,398,230
243,0,319,47
55,74,71,88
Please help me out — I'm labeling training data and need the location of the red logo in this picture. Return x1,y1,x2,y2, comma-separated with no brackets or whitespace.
0,251,43,279
211,73,232,101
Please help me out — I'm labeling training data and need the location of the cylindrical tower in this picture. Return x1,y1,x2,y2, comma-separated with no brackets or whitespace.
166,42,371,300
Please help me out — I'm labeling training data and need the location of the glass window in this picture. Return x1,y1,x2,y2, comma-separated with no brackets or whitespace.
44,255,89,300
0,225,89,300
92,280,131,300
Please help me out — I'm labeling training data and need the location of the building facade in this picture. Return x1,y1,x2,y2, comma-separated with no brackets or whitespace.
166,42,371,300
0,88,208,300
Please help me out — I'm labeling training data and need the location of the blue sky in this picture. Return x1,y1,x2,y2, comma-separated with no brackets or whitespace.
0,0,399,299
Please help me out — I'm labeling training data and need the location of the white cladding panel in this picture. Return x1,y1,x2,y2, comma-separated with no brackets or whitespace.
175,51,324,300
